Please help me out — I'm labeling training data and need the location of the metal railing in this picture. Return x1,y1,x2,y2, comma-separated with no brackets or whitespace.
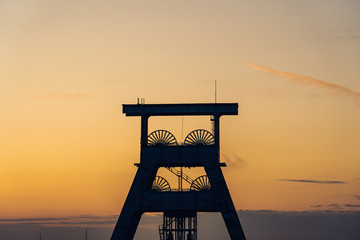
165,167,193,184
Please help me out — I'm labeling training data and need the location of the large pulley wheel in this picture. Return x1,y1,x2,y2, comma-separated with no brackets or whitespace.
152,176,171,192
190,175,211,191
184,129,215,146
148,130,177,146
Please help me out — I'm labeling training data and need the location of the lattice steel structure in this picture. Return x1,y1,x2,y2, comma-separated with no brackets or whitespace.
110,103,246,240
159,211,197,240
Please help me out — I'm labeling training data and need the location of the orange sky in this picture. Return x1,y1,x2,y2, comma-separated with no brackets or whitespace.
1,0,360,219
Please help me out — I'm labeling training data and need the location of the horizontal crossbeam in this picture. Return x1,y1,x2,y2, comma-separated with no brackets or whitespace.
123,103,238,117
141,191,218,212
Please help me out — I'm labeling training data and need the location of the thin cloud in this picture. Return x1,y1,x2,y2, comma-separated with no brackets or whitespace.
221,153,247,168
310,205,323,208
245,63,360,102
30,94,92,99
354,195,360,201
0,218,67,222
0,215,117,226
327,204,342,209
332,28,360,39
344,204,360,208
279,179,345,184
310,203,343,210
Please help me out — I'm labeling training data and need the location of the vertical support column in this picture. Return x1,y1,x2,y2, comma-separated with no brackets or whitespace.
213,115,220,147
140,115,149,147
213,115,220,162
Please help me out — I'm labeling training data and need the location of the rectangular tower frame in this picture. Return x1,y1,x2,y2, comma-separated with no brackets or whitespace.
111,103,246,240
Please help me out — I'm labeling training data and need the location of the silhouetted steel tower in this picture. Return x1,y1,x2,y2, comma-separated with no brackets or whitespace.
111,103,246,240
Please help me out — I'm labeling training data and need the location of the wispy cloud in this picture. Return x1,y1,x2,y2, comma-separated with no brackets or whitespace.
310,205,323,208
0,215,117,226
310,204,343,210
30,94,92,99
344,204,360,208
279,179,345,184
221,153,247,168
354,195,360,201
312,203,360,209
245,63,360,102
332,28,360,39
0,217,68,222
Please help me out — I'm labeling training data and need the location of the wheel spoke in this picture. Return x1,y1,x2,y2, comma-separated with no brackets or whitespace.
152,176,171,192
184,129,214,146
148,130,177,146
190,175,211,191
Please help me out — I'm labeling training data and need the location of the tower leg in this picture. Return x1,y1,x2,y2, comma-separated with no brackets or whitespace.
205,165,246,240
111,166,154,240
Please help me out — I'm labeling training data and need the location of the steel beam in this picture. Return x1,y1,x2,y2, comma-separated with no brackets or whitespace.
123,103,238,117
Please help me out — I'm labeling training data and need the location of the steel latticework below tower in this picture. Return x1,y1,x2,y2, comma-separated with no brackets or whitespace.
110,103,247,240
159,211,197,240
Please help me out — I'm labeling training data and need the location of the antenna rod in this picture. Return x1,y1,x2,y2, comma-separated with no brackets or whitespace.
215,80,217,103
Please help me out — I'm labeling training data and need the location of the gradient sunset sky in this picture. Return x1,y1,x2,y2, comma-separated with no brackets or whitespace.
1,0,360,224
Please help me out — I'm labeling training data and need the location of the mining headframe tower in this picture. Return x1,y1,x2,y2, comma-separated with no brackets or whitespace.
111,102,246,240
